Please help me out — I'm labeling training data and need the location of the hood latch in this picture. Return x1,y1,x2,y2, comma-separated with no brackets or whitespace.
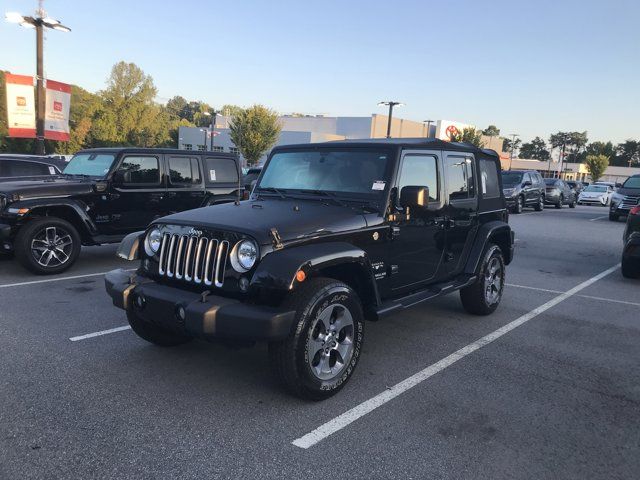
270,227,284,250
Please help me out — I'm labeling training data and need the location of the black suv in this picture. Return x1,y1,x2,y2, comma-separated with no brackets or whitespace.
622,203,640,278
0,155,62,179
501,169,546,213
105,139,514,400
610,174,640,221
0,148,240,274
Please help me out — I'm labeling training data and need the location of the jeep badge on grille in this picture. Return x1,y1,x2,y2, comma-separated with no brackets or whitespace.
188,228,203,237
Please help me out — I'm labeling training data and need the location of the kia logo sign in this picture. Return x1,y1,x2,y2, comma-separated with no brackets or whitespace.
16,96,26,107
54,101,63,112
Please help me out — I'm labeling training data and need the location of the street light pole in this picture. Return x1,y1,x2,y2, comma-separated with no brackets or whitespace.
5,5,71,155
378,101,404,138
423,119,434,138
508,133,519,170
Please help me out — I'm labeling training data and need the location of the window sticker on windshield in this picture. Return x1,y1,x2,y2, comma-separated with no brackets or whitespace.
48,166,56,175
209,169,217,181
372,180,386,191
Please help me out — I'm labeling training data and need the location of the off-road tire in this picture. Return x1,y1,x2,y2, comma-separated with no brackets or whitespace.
126,310,193,347
269,277,365,401
621,255,640,279
534,195,544,211
14,217,81,275
460,244,505,315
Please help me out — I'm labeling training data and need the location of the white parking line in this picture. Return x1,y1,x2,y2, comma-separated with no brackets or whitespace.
292,263,620,449
589,215,609,222
0,269,135,289
507,283,640,307
69,325,131,342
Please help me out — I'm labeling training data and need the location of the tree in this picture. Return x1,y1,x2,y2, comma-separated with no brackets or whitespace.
503,136,522,157
519,136,550,160
482,125,501,137
220,104,243,117
616,140,640,167
584,154,609,183
549,131,588,165
450,127,485,147
585,141,615,159
230,105,281,166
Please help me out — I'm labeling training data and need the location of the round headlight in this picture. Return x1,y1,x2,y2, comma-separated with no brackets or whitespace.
231,239,258,272
144,228,163,257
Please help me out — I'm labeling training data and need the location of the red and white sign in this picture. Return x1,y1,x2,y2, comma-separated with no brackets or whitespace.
5,73,36,138
45,79,71,141
435,119,475,141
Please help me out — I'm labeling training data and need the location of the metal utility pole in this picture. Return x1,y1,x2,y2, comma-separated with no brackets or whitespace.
378,101,404,138
423,119,434,138
508,133,519,170
5,3,71,155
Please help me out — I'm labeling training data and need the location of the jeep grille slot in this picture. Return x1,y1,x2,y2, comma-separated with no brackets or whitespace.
158,233,229,287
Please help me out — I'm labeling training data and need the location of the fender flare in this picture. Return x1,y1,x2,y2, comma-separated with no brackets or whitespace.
464,220,514,275
11,198,98,236
250,241,381,305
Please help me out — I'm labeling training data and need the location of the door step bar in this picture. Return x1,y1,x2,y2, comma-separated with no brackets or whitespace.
375,274,477,319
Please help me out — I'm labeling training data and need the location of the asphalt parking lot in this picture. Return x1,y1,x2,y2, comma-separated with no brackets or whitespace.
1,205,638,479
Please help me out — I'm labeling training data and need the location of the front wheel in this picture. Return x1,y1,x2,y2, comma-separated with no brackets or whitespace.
534,195,544,211
269,278,364,400
555,195,563,209
460,244,505,315
513,195,524,214
14,217,81,275
569,198,576,208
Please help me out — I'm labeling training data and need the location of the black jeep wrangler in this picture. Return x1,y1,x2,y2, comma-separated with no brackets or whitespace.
105,139,514,400
0,148,241,274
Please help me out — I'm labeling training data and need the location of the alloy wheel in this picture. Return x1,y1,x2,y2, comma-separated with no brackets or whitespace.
484,257,503,305
30,226,74,268
307,303,355,381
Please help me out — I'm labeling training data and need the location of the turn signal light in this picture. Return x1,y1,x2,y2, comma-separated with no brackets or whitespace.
295,270,306,282
630,205,640,216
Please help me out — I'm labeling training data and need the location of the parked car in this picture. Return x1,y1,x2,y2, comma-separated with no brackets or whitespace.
105,138,515,400
0,148,241,274
501,170,545,213
578,184,614,206
544,178,576,208
565,180,585,198
242,166,262,191
594,181,618,190
621,204,640,278
609,174,640,221
0,156,61,180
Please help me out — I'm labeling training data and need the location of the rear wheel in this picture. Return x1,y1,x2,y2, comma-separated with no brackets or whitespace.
14,217,81,275
269,278,364,400
460,244,505,315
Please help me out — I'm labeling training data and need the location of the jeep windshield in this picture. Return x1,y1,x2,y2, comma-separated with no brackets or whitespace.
257,149,390,206
622,176,640,189
63,153,116,178
501,171,523,186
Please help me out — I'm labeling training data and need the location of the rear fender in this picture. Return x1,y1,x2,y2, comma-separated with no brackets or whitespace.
464,221,514,274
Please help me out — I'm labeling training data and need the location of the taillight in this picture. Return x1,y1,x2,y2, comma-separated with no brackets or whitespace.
630,205,640,216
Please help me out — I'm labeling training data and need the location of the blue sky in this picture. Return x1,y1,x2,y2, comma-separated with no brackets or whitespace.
1,0,639,143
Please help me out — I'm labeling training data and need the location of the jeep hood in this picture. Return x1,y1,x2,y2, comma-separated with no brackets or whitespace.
0,176,94,200
616,186,640,197
155,199,374,245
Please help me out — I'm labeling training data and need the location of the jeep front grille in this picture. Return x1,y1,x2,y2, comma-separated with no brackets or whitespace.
158,234,230,287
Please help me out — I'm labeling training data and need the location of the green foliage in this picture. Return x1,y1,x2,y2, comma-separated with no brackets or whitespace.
615,140,640,167
584,154,609,182
230,105,282,166
548,131,588,163
519,136,550,160
450,127,485,147
503,137,522,156
482,125,500,137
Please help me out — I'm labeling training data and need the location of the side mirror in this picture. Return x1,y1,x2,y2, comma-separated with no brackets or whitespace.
400,185,429,209
523,181,532,187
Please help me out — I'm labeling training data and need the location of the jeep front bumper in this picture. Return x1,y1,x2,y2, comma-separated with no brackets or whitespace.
104,269,296,341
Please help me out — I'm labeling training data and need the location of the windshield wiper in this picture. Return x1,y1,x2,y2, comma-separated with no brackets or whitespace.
62,173,92,179
307,190,349,207
257,186,286,199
